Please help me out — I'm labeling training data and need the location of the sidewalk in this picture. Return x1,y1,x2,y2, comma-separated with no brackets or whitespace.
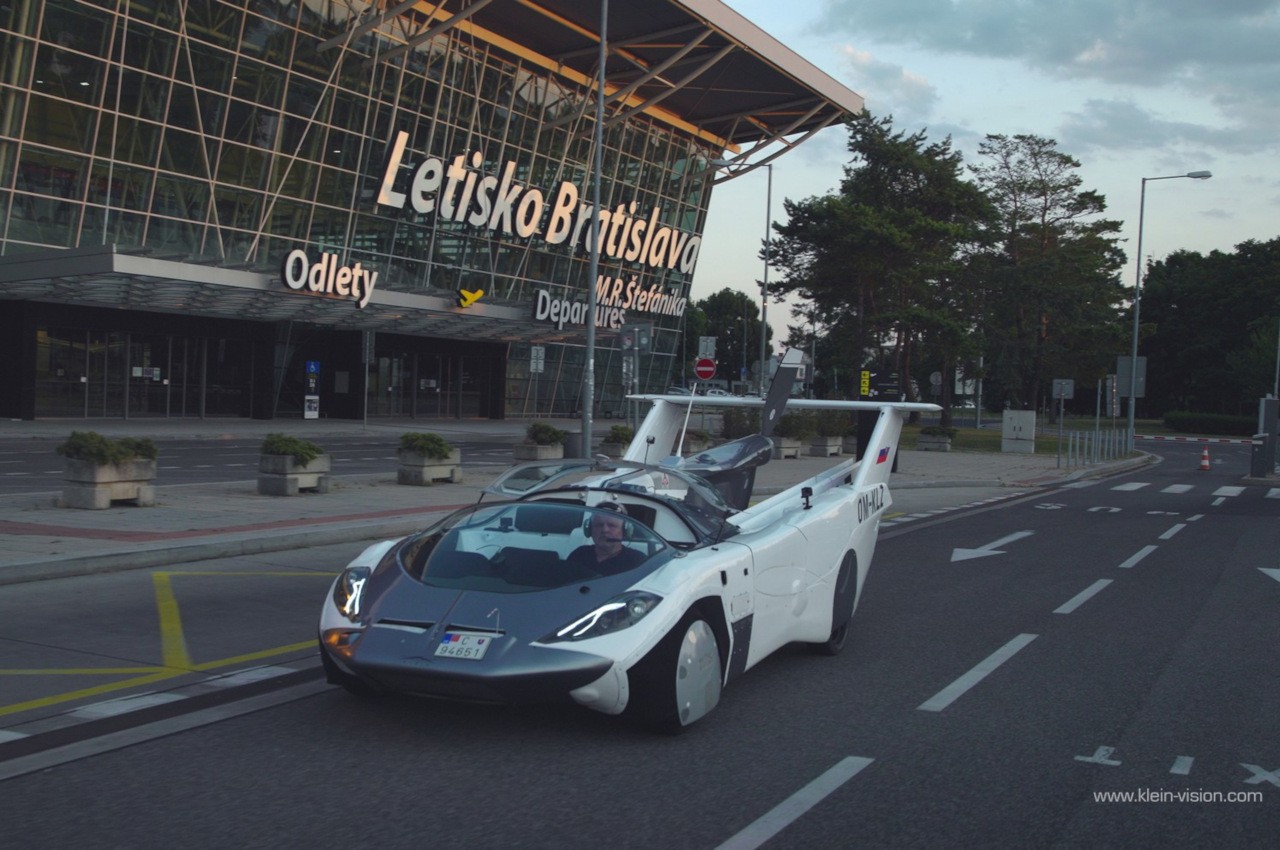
0,416,1149,585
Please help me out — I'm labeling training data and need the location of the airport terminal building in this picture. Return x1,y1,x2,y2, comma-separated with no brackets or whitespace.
0,0,860,421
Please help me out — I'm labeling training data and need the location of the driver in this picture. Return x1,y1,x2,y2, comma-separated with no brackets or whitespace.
566,503,646,576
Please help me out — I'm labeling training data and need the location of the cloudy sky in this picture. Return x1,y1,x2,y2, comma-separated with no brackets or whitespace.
693,0,1278,346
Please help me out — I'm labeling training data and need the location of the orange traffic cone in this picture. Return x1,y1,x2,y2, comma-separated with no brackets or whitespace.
1199,446,1210,471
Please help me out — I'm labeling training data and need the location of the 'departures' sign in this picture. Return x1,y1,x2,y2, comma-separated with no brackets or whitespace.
375,131,702,274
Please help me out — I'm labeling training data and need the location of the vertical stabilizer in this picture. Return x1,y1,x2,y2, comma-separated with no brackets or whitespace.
852,406,907,490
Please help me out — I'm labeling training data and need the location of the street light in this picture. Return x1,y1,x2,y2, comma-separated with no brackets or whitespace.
1127,170,1212,450
711,160,773,397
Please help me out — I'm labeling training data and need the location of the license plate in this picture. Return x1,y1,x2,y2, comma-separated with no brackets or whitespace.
434,631,494,660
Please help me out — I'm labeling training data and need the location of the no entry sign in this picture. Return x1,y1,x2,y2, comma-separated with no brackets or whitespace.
694,358,716,380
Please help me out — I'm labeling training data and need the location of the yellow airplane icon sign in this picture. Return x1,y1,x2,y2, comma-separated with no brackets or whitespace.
456,288,484,308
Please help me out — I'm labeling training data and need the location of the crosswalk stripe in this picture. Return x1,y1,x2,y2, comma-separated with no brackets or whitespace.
1111,482,1149,491
1267,489,1280,499
1160,484,1194,494
1212,486,1245,497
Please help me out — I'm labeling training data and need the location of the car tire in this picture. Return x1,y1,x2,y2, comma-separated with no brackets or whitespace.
625,610,722,733
809,551,857,656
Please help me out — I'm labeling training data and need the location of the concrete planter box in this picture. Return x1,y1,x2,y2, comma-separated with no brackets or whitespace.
513,442,564,461
772,437,802,460
397,449,463,485
916,435,952,452
600,441,628,459
841,435,859,455
62,459,157,509
257,454,331,495
808,436,842,457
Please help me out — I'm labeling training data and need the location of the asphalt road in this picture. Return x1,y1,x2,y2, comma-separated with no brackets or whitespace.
1,442,1276,847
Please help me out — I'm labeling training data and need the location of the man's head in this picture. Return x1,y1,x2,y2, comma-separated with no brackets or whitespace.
588,503,628,544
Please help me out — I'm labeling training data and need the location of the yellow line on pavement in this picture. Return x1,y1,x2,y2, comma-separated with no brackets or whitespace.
190,641,315,671
153,572,193,670
0,668,168,675
0,670,179,718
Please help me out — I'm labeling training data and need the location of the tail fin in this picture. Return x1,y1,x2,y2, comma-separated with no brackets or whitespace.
852,405,907,490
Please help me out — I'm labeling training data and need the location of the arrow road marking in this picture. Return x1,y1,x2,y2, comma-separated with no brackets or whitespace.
950,531,1034,562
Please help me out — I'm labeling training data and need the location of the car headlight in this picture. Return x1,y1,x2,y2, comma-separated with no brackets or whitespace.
545,591,662,642
332,566,372,622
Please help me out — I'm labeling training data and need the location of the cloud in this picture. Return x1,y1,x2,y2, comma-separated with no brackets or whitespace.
1060,98,1271,155
818,0,1280,90
838,45,939,123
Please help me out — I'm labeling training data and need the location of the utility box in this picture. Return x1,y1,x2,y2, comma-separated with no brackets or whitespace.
1002,410,1036,454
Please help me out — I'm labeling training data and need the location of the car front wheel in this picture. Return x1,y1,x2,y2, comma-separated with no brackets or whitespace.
625,610,722,733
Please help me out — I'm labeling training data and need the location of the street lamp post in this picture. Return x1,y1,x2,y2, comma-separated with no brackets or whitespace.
759,163,772,398
1127,170,1212,451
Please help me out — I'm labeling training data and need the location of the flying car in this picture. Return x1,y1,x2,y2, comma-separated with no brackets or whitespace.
319,351,938,730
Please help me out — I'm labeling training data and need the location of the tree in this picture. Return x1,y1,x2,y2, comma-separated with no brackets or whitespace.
696,288,765,387
1139,237,1280,415
969,135,1125,414
769,111,993,423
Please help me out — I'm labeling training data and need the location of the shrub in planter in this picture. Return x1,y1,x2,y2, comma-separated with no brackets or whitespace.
916,425,956,452
721,408,761,439
526,421,567,446
600,424,635,458
607,424,635,444
57,431,158,465
397,432,462,485
258,433,330,495
57,431,159,509
773,412,816,441
260,433,325,465
398,432,454,461
515,421,567,460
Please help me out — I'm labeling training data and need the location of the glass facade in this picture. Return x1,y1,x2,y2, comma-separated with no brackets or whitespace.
0,0,720,418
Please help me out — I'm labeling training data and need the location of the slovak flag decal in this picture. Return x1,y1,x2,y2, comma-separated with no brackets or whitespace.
876,446,891,464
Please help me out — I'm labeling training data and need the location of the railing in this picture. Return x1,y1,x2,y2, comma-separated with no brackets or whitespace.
1059,428,1128,468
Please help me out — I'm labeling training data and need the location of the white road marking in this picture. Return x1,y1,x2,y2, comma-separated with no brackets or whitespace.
204,666,293,688
1212,497,1226,506
1260,568,1280,585
1118,545,1158,569
0,730,29,744
715,756,875,850
918,634,1038,712
1268,489,1280,499
1241,764,1280,787
950,531,1035,563
1187,514,1204,521
71,692,185,719
1062,481,1100,489
1213,486,1245,497
0,680,330,783
1161,484,1194,494
1159,524,1186,540
1112,482,1149,491
1054,579,1113,614
1075,746,1122,766
1171,756,1195,775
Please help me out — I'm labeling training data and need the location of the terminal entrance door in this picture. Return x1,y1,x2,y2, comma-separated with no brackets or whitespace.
35,326,253,418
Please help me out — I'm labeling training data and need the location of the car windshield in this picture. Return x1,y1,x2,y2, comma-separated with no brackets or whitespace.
398,502,666,593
